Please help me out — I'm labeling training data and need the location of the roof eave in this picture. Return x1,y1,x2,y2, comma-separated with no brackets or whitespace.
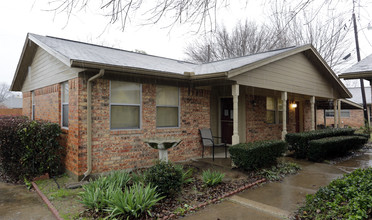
10,34,31,91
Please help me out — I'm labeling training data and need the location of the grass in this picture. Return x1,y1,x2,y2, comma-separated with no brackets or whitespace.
35,174,85,220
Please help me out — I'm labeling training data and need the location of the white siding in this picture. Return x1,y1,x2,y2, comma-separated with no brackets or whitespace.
22,47,83,92
231,53,340,99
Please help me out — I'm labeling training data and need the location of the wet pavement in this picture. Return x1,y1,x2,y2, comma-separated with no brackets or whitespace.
0,182,55,220
184,149,372,220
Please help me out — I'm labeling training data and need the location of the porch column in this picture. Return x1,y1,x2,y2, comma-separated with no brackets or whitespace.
281,91,287,140
232,84,240,145
337,99,342,128
333,99,338,128
310,96,315,131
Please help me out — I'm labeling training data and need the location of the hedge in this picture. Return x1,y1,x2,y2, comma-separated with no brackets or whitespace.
307,135,368,162
285,128,355,158
229,140,287,170
0,116,64,181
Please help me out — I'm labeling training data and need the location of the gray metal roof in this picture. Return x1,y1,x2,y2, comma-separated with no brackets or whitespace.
347,87,371,104
29,33,298,75
342,53,372,75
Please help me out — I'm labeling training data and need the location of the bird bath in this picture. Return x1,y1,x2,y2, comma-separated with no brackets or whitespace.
143,138,182,162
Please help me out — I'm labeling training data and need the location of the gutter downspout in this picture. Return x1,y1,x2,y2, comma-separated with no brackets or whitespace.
82,69,105,180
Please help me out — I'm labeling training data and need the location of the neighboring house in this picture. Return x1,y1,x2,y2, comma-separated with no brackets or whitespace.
11,33,351,180
0,96,23,115
339,53,372,127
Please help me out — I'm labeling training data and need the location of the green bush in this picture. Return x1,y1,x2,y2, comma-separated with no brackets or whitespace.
0,116,64,180
285,128,355,158
308,136,368,162
79,170,131,211
145,161,183,197
297,168,372,219
202,170,225,186
229,140,287,170
106,183,164,219
175,164,194,185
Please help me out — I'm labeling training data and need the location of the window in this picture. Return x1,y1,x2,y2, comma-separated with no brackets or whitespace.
156,85,179,127
266,97,276,124
31,91,35,120
110,81,141,129
61,82,69,128
266,97,285,124
325,110,350,118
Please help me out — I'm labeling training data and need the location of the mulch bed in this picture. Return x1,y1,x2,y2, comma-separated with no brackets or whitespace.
81,163,263,220
0,159,23,184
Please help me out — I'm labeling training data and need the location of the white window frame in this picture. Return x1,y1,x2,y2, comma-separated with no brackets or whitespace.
156,86,180,128
266,97,284,124
325,109,350,118
109,81,142,130
31,91,35,120
61,81,69,129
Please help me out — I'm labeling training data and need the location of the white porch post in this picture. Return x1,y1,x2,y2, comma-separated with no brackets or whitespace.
232,84,240,145
281,91,287,140
310,96,315,131
338,99,342,128
333,99,338,128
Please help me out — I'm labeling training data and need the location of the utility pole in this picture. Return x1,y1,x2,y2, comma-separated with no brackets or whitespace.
352,12,369,128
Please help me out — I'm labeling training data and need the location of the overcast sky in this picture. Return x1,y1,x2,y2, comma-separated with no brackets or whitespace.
1,0,372,87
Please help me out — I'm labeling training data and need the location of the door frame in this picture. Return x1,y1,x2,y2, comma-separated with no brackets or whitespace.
218,96,233,144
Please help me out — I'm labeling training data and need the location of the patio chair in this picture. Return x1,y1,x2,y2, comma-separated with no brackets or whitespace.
199,128,227,161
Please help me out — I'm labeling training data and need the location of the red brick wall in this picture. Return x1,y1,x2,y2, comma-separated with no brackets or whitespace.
316,109,364,128
22,85,60,122
245,95,298,142
244,95,311,142
73,78,210,177
22,92,32,117
0,108,22,115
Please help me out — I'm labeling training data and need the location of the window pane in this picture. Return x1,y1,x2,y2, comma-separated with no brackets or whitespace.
111,81,140,104
111,105,140,129
266,97,275,110
62,104,69,127
157,107,178,127
325,110,334,117
266,111,275,124
279,111,283,123
278,99,283,111
62,82,69,103
341,110,350,117
156,86,179,106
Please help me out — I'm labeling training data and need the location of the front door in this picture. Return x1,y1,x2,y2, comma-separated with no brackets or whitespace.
221,98,233,144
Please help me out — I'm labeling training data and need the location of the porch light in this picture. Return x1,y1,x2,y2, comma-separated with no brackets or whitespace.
290,103,297,109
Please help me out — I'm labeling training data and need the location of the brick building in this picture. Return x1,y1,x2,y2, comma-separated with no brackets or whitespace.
11,34,351,180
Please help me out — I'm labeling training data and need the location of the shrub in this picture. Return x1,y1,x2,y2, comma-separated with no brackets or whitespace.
307,136,368,162
297,168,372,219
79,170,131,211
0,116,64,180
229,140,287,170
202,170,225,186
106,183,164,219
285,128,355,158
145,161,183,196
175,164,194,185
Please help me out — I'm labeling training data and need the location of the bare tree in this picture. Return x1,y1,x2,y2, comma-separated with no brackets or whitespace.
185,4,352,71
185,20,284,63
0,83,11,103
45,0,328,33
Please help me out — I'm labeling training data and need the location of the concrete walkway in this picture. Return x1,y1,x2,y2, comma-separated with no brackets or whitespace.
183,149,372,220
0,182,55,220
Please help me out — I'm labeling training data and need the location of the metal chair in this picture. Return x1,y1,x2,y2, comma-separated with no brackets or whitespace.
199,128,227,161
